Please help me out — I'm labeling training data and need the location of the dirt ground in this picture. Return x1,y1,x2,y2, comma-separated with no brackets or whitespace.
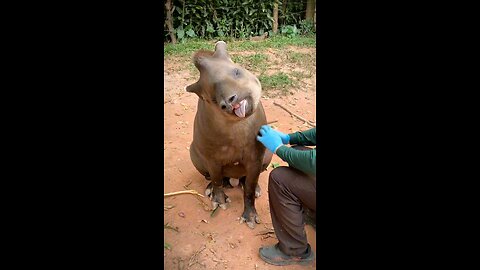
164,44,316,269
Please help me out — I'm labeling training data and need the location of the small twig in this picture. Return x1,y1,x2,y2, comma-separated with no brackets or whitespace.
212,258,227,263
273,101,316,127
210,206,219,217
164,223,179,232
255,229,275,236
188,245,206,267
164,190,205,198
164,205,175,211
184,180,192,188
183,186,212,211
267,120,278,125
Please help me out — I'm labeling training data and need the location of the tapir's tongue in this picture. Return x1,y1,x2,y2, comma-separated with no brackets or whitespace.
234,99,247,118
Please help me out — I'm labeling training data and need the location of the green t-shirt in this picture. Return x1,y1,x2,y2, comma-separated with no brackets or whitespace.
276,128,316,176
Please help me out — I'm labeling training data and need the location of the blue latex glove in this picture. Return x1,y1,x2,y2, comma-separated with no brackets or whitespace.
256,125,284,153
271,128,290,144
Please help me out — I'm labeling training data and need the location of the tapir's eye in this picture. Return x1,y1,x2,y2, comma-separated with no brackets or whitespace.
233,68,241,78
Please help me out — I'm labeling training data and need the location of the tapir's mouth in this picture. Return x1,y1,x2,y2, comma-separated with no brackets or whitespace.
233,99,248,118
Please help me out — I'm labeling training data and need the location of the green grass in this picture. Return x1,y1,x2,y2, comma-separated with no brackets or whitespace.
231,53,268,72
290,70,312,80
288,52,313,63
164,35,316,57
165,35,316,97
259,72,293,93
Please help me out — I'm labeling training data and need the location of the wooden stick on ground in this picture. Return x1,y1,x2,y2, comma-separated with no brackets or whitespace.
183,185,212,211
273,101,316,127
267,120,278,125
164,190,205,198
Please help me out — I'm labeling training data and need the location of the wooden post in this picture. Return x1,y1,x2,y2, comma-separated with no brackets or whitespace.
165,0,177,44
305,0,315,22
281,0,287,25
273,1,278,33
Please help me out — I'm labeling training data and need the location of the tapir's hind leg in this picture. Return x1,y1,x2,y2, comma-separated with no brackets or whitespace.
190,146,211,180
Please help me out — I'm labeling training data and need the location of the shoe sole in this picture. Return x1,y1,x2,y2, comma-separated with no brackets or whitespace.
259,252,315,266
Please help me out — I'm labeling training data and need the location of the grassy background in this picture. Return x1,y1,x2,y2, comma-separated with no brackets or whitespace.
164,35,316,96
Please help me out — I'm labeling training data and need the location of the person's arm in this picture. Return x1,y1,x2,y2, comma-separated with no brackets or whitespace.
257,125,316,176
276,146,316,176
288,128,316,146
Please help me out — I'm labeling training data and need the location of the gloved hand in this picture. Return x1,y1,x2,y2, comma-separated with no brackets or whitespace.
256,125,284,153
271,128,290,144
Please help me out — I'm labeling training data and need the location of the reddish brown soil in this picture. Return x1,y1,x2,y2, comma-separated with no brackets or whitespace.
164,46,316,269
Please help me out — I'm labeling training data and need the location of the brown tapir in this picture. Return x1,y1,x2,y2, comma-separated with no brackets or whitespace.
186,41,273,229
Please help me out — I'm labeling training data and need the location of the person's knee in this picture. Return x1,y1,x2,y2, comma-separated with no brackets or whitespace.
268,166,291,189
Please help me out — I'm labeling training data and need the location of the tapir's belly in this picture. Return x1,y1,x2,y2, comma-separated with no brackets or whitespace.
222,163,246,179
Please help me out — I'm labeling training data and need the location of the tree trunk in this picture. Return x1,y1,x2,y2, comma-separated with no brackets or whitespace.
165,0,177,44
273,1,278,33
281,0,287,25
305,0,315,22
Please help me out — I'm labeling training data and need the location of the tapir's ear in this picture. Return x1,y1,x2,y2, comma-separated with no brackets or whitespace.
193,50,213,70
185,81,202,97
213,41,232,62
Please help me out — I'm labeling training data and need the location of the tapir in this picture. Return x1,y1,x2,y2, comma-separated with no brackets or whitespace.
186,41,273,229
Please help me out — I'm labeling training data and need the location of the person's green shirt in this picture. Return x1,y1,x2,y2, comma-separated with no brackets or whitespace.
275,128,316,176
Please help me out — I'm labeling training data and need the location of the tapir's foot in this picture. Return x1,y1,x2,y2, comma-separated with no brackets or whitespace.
239,206,260,229
205,183,231,210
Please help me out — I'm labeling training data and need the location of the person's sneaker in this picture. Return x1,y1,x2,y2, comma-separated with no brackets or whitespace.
259,243,314,266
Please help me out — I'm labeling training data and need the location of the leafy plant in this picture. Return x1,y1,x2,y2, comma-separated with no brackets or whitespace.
281,25,299,38
299,19,315,35
166,0,276,41
271,162,280,169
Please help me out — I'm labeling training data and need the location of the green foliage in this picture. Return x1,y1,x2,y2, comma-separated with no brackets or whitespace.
278,0,306,27
281,25,299,38
299,19,315,35
166,0,275,42
164,0,315,42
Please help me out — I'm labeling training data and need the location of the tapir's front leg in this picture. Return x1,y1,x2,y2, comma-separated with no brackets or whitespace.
240,163,262,229
205,164,230,210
